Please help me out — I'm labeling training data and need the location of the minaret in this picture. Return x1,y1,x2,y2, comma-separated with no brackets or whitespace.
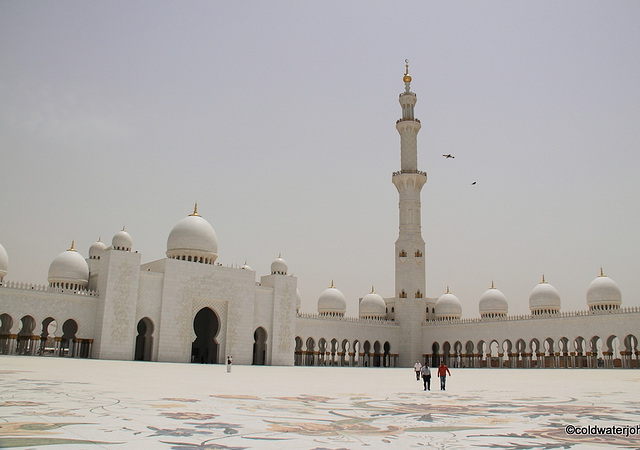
392,60,427,303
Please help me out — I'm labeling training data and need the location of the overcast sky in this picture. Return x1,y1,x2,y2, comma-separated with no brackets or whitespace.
1,1,639,317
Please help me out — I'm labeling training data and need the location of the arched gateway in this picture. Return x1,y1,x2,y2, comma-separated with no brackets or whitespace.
191,308,220,364
134,317,154,361
253,327,267,365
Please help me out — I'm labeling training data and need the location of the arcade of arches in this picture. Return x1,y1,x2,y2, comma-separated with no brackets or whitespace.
294,336,398,367
2,310,638,369
0,313,91,358
426,334,640,369
0,310,271,366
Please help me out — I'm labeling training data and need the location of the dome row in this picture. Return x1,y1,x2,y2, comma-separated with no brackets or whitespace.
48,228,135,290
0,204,624,316
311,272,622,321
435,272,622,320
2,205,295,289
316,283,386,319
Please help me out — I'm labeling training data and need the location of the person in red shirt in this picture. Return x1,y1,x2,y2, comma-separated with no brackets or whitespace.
437,362,451,390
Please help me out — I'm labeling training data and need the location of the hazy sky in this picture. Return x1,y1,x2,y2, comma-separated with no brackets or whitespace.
1,1,639,317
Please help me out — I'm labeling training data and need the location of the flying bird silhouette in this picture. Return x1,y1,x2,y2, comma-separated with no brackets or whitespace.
442,154,455,159
471,181,477,185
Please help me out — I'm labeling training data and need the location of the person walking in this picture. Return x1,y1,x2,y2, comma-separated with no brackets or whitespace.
413,361,422,381
420,364,431,391
437,362,451,390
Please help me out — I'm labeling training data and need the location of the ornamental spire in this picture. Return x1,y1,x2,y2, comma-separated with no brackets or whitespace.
403,59,412,93
190,202,201,217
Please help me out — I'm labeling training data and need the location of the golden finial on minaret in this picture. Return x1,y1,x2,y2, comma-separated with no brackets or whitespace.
599,267,605,277
491,280,495,289
541,274,546,283
403,59,412,84
190,202,201,217
371,285,375,294
330,280,335,288
68,240,76,251
446,285,450,294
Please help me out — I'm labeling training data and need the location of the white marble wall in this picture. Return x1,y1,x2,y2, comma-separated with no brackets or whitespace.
92,249,141,360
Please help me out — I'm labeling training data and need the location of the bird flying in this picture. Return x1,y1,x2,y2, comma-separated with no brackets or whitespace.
443,154,455,159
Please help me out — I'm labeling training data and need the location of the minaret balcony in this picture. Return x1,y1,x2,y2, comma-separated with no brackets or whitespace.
392,169,427,177
395,118,421,124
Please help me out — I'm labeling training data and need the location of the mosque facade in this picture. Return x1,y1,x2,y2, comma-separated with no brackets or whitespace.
1,65,638,369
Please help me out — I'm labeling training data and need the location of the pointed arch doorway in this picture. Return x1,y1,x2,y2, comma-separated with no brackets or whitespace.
192,308,220,364
134,317,154,361
252,327,267,365
61,319,78,357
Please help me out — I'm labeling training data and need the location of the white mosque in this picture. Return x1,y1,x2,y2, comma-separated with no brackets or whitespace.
1,64,638,369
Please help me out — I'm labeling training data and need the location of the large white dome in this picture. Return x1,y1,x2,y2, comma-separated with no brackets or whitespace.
435,288,462,320
0,242,8,281
479,283,508,317
166,205,218,264
48,242,89,289
112,227,133,251
586,269,621,310
529,276,561,314
359,288,386,319
317,282,346,316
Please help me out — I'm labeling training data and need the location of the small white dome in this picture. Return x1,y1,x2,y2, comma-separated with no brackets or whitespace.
586,269,621,310
88,239,107,259
0,242,8,280
435,288,462,319
48,242,89,288
529,276,561,314
359,288,386,319
271,255,288,275
317,282,346,316
166,205,218,264
112,228,133,251
296,288,302,312
241,262,254,271
479,283,508,317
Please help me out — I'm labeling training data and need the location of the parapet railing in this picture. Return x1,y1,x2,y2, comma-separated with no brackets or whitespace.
422,305,640,326
296,312,399,326
0,281,98,297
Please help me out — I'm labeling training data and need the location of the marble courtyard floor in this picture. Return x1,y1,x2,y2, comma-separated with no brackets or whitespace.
1,356,639,449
